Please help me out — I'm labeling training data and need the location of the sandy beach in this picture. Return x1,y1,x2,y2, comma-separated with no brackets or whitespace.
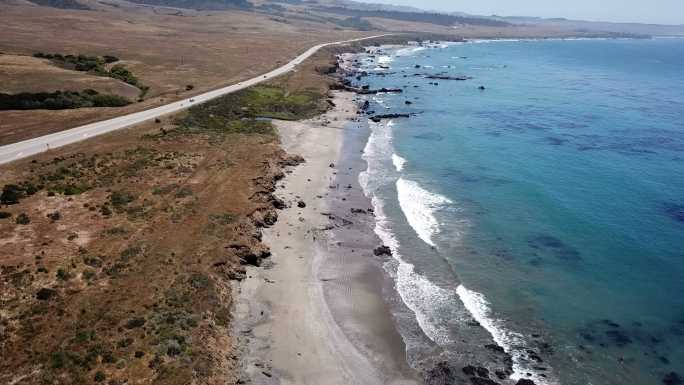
233,91,420,385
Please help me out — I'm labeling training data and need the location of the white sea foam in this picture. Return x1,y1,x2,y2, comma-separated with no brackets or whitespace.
457,285,556,385
356,41,558,385
359,119,456,345
378,55,393,64
370,195,455,345
391,153,407,172
395,46,426,56
396,178,451,247
372,96,389,109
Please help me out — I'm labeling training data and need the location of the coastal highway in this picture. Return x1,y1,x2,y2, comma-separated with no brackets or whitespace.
0,34,387,165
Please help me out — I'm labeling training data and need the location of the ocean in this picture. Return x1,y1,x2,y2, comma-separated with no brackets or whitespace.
351,38,684,385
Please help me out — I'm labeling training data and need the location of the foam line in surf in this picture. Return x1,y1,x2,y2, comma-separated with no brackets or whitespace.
396,178,452,247
456,285,555,385
392,153,407,172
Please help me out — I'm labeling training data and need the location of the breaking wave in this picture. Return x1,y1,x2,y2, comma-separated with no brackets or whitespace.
396,178,452,247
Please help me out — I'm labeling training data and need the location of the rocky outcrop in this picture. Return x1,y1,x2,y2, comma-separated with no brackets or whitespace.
664,372,683,385
426,75,472,81
370,113,410,122
373,245,392,256
424,362,459,385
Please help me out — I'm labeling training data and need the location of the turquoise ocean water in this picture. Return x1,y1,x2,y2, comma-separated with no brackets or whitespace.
353,38,684,385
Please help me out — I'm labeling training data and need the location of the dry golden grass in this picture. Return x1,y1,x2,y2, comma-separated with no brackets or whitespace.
0,43,349,384
0,54,141,98
0,3,372,144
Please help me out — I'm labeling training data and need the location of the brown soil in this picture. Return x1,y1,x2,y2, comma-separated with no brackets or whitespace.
0,46,342,385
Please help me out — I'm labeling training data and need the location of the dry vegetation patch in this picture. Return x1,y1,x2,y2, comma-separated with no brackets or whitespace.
0,3,371,144
0,54,140,99
0,63,330,383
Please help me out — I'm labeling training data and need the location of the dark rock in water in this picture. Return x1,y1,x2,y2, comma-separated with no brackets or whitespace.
602,319,621,328
494,370,507,380
426,75,472,81
413,132,444,141
463,366,477,376
362,85,370,90
463,366,490,378
663,372,682,385
360,100,370,111
36,287,56,300
424,361,458,385
359,87,403,95
516,380,536,385
605,329,632,347
545,137,568,146
405,100,413,105
663,203,684,223
476,367,490,378
370,113,410,123
479,86,486,90
527,234,581,261
470,377,500,385
297,200,306,208
373,245,392,256
526,350,544,363
580,331,595,342
485,344,505,353
415,64,421,68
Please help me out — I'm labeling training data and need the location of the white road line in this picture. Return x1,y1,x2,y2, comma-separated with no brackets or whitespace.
0,34,387,165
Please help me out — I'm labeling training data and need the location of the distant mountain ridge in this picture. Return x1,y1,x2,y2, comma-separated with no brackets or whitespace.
126,0,252,10
314,6,510,27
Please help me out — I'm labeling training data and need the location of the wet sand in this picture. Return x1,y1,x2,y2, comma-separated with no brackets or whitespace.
233,91,419,385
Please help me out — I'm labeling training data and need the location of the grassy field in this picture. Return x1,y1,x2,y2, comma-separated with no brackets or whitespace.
0,54,141,99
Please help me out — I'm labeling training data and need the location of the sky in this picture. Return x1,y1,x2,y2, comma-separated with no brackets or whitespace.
361,0,684,25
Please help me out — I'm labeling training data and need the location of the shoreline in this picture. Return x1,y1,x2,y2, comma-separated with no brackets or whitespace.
233,90,419,384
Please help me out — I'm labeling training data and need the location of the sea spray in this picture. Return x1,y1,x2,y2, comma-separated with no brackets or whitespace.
392,153,407,172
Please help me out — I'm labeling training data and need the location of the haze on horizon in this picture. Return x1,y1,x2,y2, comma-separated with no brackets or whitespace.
359,0,684,25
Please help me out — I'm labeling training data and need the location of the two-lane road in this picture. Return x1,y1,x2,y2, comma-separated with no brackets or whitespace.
0,35,386,165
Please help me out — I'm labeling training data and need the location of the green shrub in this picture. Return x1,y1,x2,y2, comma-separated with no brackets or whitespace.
94,371,106,382
16,213,30,225
109,65,142,88
174,186,193,198
103,55,119,63
51,351,66,369
1,184,24,204
0,90,130,110
91,94,130,107
178,85,322,136
100,205,112,216
62,184,89,195
56,268,71,281
110,191,135,207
